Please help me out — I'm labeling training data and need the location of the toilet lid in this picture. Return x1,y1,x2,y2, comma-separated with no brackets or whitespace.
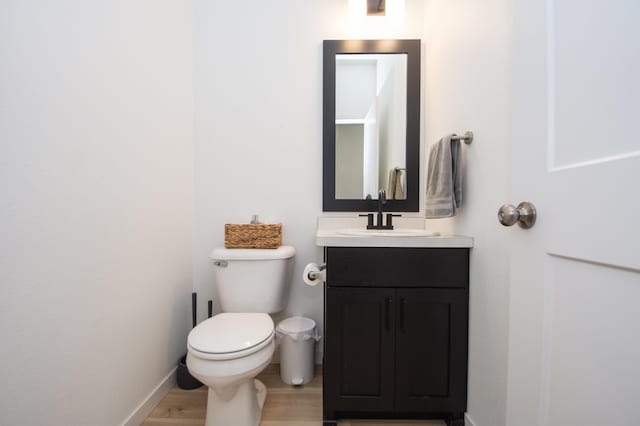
188,313,274,355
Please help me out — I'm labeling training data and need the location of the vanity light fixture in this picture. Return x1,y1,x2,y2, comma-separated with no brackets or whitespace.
367,0,385,16
344,1,405,39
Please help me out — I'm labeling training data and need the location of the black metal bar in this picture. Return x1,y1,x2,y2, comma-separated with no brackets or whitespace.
386,297,392,331
191,292,197,328
400,298,406,332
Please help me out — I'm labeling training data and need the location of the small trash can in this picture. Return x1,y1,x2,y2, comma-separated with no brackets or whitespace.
276,316,321,385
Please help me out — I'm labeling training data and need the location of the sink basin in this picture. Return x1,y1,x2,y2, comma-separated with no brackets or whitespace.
335,228,440,237
315,217,472,248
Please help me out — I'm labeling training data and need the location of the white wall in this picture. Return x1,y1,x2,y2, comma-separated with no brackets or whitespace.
0,1,194,425
423,1,512,426
336,124,365,198
192,0,426,358
336,61,377,119
377,54,407,191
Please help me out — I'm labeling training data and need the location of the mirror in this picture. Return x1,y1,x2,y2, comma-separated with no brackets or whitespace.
323,40,420,212
335,53,407,200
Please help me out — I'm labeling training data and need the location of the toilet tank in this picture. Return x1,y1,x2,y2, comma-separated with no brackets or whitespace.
210,246,296,313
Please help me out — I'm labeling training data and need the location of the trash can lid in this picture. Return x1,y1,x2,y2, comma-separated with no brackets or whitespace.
277,316,316,335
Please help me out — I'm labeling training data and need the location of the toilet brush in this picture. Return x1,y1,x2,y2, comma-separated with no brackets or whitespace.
177,292,203,389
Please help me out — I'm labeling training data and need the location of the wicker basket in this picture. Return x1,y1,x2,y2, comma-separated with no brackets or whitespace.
224,224,282,249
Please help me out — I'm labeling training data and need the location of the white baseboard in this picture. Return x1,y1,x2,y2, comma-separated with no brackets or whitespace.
465,412,477,426
121,367,176,426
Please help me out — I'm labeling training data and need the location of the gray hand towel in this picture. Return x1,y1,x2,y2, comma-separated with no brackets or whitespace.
386,167,406,200
393,168,405,200
387,167,398,199
425,135,462,218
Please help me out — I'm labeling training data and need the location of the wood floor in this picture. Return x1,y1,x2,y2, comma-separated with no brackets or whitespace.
143,365,445,426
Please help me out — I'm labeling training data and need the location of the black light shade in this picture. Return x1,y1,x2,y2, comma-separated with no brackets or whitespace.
367,0,386,16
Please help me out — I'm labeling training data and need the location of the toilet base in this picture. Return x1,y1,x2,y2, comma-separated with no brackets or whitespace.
255,379,267,411
204,379,267,426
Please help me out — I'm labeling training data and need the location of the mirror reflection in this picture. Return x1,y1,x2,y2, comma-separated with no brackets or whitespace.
335,54,407,200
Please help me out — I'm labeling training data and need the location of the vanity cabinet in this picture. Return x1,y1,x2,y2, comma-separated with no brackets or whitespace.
323,247,469,426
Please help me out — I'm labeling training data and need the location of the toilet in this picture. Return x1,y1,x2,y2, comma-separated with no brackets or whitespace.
186,246,295,426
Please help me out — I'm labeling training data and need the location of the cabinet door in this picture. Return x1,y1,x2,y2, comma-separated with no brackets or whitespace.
324,287,396,413
394,288,468,412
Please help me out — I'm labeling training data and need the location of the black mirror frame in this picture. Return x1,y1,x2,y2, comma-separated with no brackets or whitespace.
323,39,421,212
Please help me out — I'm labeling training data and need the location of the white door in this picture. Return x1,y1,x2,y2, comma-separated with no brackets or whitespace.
506,1,640,425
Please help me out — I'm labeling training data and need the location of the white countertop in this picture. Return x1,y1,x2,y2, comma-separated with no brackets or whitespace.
316,216,474,248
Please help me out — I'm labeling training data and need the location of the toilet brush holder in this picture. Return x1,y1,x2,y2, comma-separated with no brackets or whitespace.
177,354,202,390
177,292,203,390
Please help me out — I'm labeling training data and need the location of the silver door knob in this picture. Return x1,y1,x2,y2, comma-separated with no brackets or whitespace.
498,202,537,229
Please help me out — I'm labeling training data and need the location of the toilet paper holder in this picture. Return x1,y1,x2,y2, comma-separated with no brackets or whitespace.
307,263,326,280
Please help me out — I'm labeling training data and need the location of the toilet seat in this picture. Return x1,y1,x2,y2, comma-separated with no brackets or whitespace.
188,313,274,361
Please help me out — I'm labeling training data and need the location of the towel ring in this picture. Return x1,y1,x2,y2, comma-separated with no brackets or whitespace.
451,131,473,145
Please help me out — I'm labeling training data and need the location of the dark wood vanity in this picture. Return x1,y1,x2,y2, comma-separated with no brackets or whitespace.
322,246,469,426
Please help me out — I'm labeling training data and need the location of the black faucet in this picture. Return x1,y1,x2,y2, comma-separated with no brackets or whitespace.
359,189,401,230
376,189,387,228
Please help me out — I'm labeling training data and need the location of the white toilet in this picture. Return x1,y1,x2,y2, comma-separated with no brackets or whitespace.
186,246,295,426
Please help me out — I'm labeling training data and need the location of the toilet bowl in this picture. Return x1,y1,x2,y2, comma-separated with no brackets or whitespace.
186,246,295,426
187,313,275,426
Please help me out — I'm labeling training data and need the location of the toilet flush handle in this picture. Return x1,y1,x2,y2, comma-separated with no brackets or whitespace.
213,260,228,267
